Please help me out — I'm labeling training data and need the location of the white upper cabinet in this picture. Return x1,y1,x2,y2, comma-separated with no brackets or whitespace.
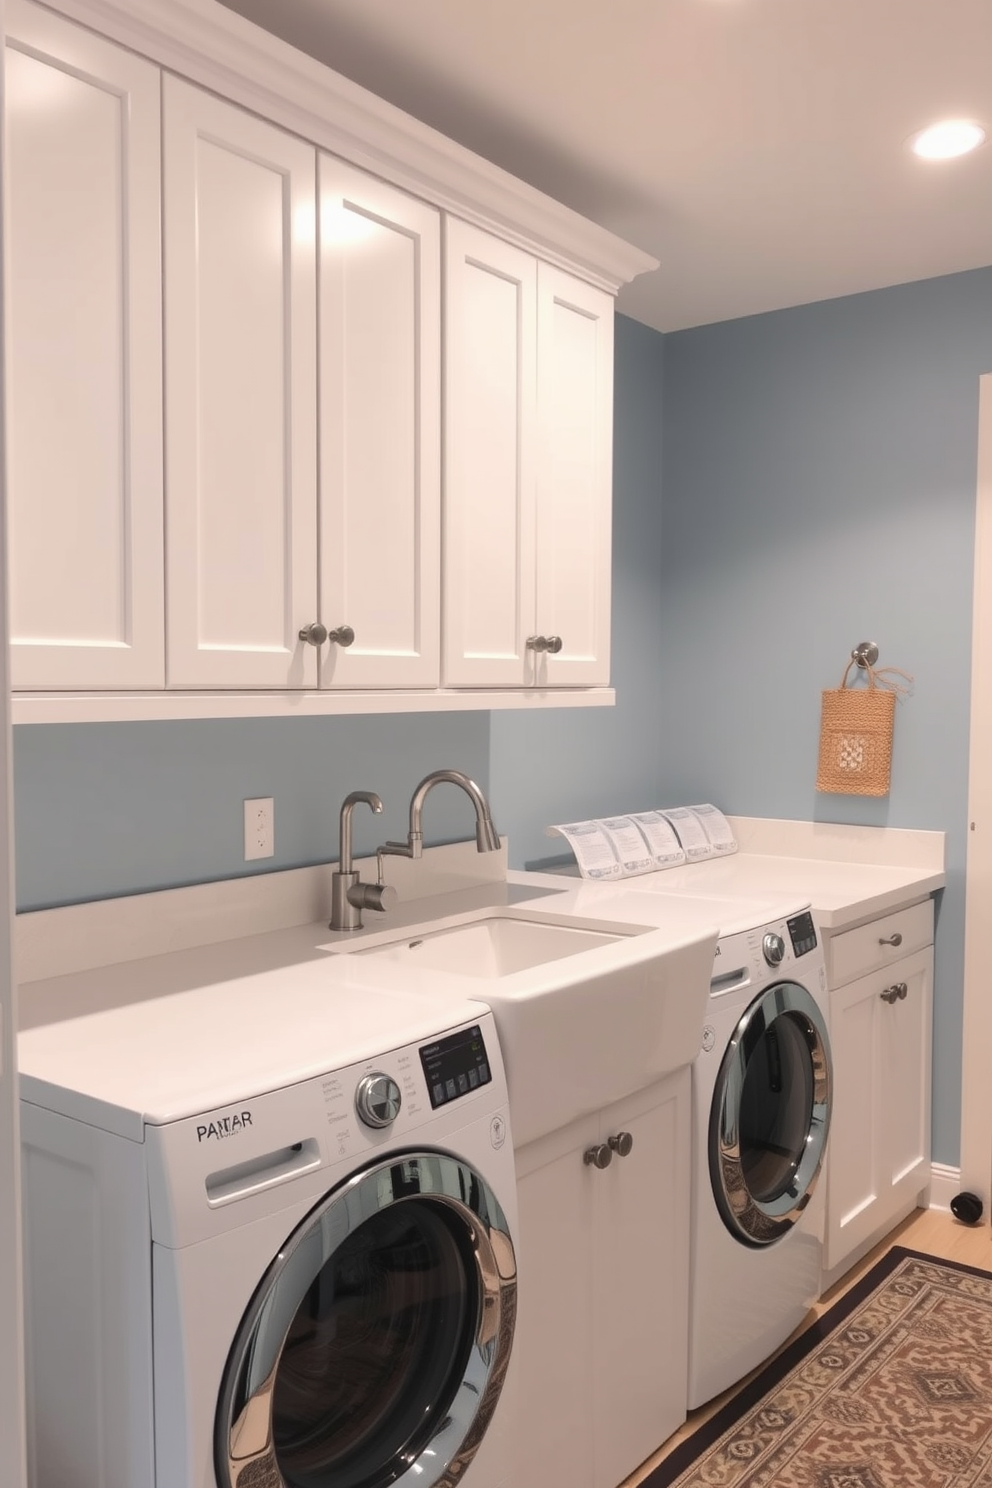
5,0,164,690
318,159,441,689
163,77,318,689
534,264,613,686
4,0,655,720
443,220,538,687
443,220,614,688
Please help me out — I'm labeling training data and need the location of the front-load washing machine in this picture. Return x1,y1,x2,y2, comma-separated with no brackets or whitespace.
18,971,519,1488
686,899,832,1408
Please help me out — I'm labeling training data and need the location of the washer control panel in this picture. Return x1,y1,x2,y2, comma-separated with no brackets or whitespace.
786,909,818,958
420,1023,492,1110
355,1072,402,1129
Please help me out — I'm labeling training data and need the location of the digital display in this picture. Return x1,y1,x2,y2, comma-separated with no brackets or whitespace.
787,910,817,958
420,1024,492,1110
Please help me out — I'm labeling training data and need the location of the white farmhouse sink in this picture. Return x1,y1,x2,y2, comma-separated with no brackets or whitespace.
327,904,719,1148
354,912,623,978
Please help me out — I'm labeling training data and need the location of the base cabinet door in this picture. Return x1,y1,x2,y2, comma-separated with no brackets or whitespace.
163,77,318,689
5,0,164,689
825,946,932,1273
513,1072,690,1488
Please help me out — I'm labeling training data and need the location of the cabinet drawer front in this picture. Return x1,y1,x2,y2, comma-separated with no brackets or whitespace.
826,899,933,987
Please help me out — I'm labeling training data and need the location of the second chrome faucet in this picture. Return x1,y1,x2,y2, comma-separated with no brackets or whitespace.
329,771,501,932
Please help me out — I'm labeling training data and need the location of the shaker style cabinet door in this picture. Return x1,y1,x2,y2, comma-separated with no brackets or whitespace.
534,264,613,686
5,0,164,689
318,159,440,688
163,76,318,689
443,219,538,687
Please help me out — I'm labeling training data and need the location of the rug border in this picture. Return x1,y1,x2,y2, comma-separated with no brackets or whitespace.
639,1244,992,1488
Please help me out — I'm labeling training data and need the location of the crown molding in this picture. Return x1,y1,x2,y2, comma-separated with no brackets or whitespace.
36,0,658,293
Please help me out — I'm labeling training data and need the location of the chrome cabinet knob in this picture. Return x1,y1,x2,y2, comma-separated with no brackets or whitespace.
299,621,328,646
896,981,908,1000
583,1143,613,1169
608,1131,634,1158
355,1072,402,1128
329,625,355,648
526,635,563,654
878,932,903,947
879,984,905,1004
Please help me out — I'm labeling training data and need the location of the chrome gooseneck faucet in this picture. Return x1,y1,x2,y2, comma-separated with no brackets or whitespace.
379,769,501,865
330,791,398,932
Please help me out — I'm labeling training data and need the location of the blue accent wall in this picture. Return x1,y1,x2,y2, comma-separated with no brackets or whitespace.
658,267,992,1167
11,274,991,1166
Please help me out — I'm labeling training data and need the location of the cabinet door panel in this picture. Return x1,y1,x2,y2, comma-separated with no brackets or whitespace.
319,160,439,687
595,1075,690,1488
443,219,536,686
882,948,932,1193
164,78,317,688
514,1117,598,1488
535,265,613,685
825,972,880,1268
5,1,163,689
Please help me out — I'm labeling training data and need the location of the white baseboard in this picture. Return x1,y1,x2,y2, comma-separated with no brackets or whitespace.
927,1162,963,1212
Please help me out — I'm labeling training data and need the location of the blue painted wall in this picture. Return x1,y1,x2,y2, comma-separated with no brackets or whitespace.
658,266,992,1166
13,712,490,909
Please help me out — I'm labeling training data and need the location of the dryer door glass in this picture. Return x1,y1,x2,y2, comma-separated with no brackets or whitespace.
709,980,832,1247
215,1152,516,1488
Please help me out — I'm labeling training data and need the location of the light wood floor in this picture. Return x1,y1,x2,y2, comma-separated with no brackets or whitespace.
623,1207,992,1486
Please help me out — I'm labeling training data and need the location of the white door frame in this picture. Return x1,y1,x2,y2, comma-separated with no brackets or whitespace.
961,373,992,1212
0,0,28,1473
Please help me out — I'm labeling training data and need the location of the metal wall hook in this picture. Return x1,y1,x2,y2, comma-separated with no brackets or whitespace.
851,641,879,668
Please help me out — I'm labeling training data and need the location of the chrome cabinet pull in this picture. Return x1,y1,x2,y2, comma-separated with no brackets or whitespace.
878,932,903,947
583,1144,612,1169
608,1131,634,1158
896,981,908,1000
880,985,899,1004
329,624,355,647
526,634,563,654
298,622,328,646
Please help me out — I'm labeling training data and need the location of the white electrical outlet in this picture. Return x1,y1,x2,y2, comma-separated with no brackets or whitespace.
244,797,274,861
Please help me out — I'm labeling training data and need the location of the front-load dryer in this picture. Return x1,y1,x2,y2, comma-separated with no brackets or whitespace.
18,972,518,1488
686,900,832,1408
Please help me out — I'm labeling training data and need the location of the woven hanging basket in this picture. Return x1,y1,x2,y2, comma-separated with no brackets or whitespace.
816,660,900,797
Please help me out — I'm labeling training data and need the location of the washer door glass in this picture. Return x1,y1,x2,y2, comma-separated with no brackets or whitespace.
216,1151,517,1488
709,981,831,1247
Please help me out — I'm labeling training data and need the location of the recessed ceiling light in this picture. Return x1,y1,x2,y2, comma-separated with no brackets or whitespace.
909,119,987,160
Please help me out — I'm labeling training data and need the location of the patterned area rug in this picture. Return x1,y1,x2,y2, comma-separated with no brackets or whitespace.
643,1246,992,1487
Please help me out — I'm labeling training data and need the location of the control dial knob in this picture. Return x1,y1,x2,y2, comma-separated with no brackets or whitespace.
355,1072,402,1129
762,932,786,967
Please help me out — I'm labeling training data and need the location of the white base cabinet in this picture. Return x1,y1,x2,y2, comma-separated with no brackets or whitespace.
511,1072,690,1488
823,899,934,1286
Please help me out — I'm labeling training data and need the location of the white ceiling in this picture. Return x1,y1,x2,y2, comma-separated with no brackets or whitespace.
220,0,992,333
